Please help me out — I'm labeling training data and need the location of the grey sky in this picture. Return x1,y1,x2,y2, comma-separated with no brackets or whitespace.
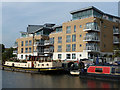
2,2,119,48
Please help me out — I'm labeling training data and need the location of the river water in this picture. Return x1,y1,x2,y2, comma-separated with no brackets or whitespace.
2,70,120,88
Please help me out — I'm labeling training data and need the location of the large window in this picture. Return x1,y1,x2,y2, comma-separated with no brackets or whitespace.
86,22,98,30
72,44,76,51
58,37,62,43
29,40,32,46
66,26,71,33
56,27,62,33
72,54,76,59
21,41,24,46
57,45,62,52
66,54,71,59
58,54,62,59
25,48,28,53
21,48,23,53
50,37,54,44
72,34,76,42
66,35,71,42
66,44,71,52
36,30,43,35
29,47,31,53
74,25,76,32
25,41,28,46
72,9,92,20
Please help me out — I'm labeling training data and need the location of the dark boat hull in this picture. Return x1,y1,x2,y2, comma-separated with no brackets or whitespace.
2,65,65,74
80,73,120,81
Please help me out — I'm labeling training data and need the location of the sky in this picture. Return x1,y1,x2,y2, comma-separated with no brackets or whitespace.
1,2,119,48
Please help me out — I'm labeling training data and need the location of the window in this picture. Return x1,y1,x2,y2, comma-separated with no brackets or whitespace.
80,25,82,28
29,40,32,46
74,25,76,32
25,41,28,46
56,27,62,32
104,44,106,48
66,44,71,52
104,25,106,28
80,35,82,37
58,37,62,43
72,54,76,59
58,54,62,59
72,44,76,51
80,44,82,47
21,41,24,46
72,34,76,42
80,54,82,57
21,55,23,59
66,35,71,42
29,47,31,53
66,54,71,59
95,68,103,72
86,22,98,30
50,37,54,44
57,45,62,52
25,48,28,53
66,26,71,33
21,48,23,53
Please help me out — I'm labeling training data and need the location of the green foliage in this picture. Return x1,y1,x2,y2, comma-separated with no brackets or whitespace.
2,47,16,62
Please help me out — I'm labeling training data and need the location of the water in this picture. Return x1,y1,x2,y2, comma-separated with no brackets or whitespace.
2,70,120,88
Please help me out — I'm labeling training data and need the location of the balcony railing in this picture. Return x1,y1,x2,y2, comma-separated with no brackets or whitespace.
83,25,100,32
84,46,100,52
44,40,54,46
13,50,17,54
83,35,100,42
113,29,120,34
44,49,54,53
34,42,44,46
113,39,120,44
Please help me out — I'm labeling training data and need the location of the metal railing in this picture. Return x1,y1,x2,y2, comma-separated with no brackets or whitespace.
83,25,100,32
83,35,100,42
84,46,100,52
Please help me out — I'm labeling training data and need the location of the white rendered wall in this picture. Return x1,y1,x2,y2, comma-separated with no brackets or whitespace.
53,51,88,61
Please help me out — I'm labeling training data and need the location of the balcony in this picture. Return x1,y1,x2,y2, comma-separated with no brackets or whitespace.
83,25,100,32
113,29,120,35
44,40,54,46
113,39,120,44
13,50,17,55
34,42,44,46
44,48,54,53
84,46,100,52
83,35,100,42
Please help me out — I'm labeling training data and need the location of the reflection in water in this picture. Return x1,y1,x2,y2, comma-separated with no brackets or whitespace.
2,70,120,88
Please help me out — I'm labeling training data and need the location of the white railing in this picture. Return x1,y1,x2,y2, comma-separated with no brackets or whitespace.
113,28,119,34
44,49,54,53
44,40,53,45
83,35,100,42
84,46,100,52
83,25,100,32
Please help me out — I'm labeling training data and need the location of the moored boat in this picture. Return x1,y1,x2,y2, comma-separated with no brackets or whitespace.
2,56,64,74
79,65,120,81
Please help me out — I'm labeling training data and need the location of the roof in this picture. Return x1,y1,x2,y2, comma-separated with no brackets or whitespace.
70,6,120,19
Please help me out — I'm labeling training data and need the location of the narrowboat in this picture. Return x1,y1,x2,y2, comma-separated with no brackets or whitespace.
79,65,120,81
2,56,64,73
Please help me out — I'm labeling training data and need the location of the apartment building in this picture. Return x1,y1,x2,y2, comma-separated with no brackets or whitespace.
14,6,120,61
14,24,55,60
49,6,120,61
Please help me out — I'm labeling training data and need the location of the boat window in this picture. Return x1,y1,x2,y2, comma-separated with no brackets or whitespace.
111,68,115,73
38,64,40,66
95,68,103,72
42,64,44,66
46,64,49,66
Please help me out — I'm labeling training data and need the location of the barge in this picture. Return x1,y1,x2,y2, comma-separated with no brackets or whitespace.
79,65,120,81
2,56,64,73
